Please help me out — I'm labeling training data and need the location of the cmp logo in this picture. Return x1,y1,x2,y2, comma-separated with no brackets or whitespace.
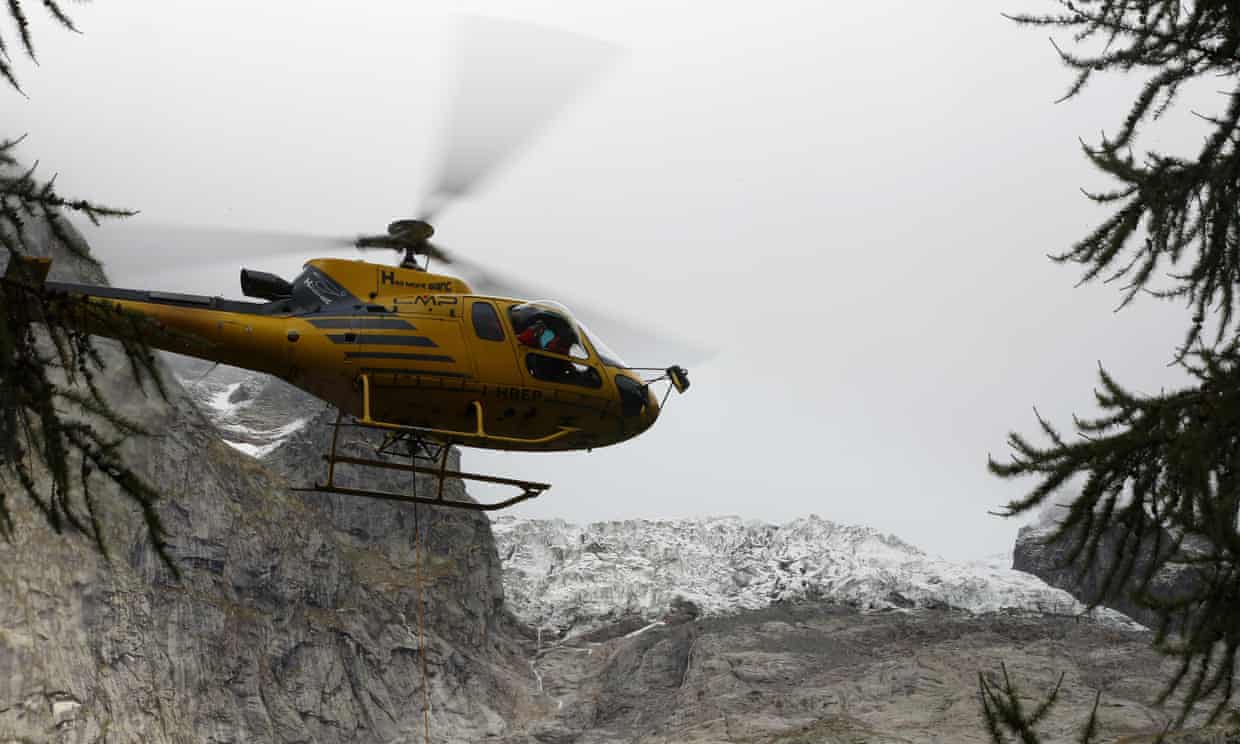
395,295,459,307
379,271,455,293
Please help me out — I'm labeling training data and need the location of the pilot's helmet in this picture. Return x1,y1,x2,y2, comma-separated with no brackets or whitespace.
512,303,577,340
509,303,543,333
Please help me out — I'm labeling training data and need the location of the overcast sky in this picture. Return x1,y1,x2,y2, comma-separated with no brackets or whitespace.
7,0,1217,559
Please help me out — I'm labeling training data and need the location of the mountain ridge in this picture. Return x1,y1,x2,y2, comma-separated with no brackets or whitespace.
491,513,1140,637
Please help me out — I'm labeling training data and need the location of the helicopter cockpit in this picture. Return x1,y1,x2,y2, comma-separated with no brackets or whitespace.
510,302,587,356
509,301,627,388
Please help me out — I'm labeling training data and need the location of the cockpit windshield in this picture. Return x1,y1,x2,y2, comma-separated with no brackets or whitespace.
578,321,626,368
509,301,588,359
509,300,628,368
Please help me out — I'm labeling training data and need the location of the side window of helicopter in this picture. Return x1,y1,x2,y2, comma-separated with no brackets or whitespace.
524,353,602,389
470,301,505,341
509,303,589,359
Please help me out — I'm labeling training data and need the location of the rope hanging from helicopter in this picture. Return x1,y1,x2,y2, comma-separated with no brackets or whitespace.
410,456,433,744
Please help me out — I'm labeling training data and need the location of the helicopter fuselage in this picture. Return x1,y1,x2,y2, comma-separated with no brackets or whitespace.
46,258,663,453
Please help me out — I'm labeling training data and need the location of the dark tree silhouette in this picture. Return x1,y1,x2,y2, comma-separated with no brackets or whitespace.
977,664,1103,744
1,3,174,568
992,0,1240,729
0,0,79,93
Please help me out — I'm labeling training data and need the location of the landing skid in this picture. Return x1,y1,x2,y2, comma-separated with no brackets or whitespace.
292,414,550,511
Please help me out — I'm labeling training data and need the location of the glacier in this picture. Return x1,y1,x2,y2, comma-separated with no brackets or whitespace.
493,514,1139,635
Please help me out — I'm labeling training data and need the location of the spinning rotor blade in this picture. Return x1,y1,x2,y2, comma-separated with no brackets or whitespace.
71,18,695,366
81,221,710,366
437,248,712,367
77,221,351,290
350,222,705,364
418,16,622,220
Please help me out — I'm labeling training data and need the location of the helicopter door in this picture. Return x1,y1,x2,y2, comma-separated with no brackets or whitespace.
466,300,522,386
356,303,476,381
397,316,473,380
507,304,606,396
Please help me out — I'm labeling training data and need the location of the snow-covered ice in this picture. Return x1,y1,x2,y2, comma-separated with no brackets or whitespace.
221,418,309,459
493,515,1139,634
177,369,311,459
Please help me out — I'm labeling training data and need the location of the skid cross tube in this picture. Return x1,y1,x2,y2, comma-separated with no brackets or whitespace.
293,413,552,511
293,483,543,511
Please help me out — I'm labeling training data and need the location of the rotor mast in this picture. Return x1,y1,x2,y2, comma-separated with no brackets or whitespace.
354,219,439,271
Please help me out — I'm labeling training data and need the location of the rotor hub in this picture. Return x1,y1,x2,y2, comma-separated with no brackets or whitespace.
387,219,435,242
387,219,435,269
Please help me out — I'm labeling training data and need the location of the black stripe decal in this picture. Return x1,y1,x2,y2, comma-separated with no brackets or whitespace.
311,318,415,330
361,367,471,379
327,334,437,347
346,352,455,363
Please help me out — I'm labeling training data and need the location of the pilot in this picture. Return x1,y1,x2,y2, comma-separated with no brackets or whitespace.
518,319,557,350
545,331,572,356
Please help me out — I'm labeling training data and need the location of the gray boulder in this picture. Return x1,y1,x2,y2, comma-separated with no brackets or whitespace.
1013,510,1203,631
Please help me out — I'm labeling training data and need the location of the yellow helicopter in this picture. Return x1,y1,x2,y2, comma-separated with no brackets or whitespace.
7,18,694,511
8,220,690,510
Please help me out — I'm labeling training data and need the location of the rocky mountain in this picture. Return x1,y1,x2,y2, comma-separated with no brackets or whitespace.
168,355,323,458
511,600,1206,743
493,515,1138,636
1,211,1236,742
1013,508,1204,631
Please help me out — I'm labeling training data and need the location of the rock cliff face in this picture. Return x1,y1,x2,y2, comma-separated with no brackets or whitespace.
1012,511,1203,631
515,602,1200,744
169,356,321,458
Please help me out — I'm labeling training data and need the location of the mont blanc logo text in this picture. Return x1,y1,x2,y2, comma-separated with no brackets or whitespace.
379,271,454,293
